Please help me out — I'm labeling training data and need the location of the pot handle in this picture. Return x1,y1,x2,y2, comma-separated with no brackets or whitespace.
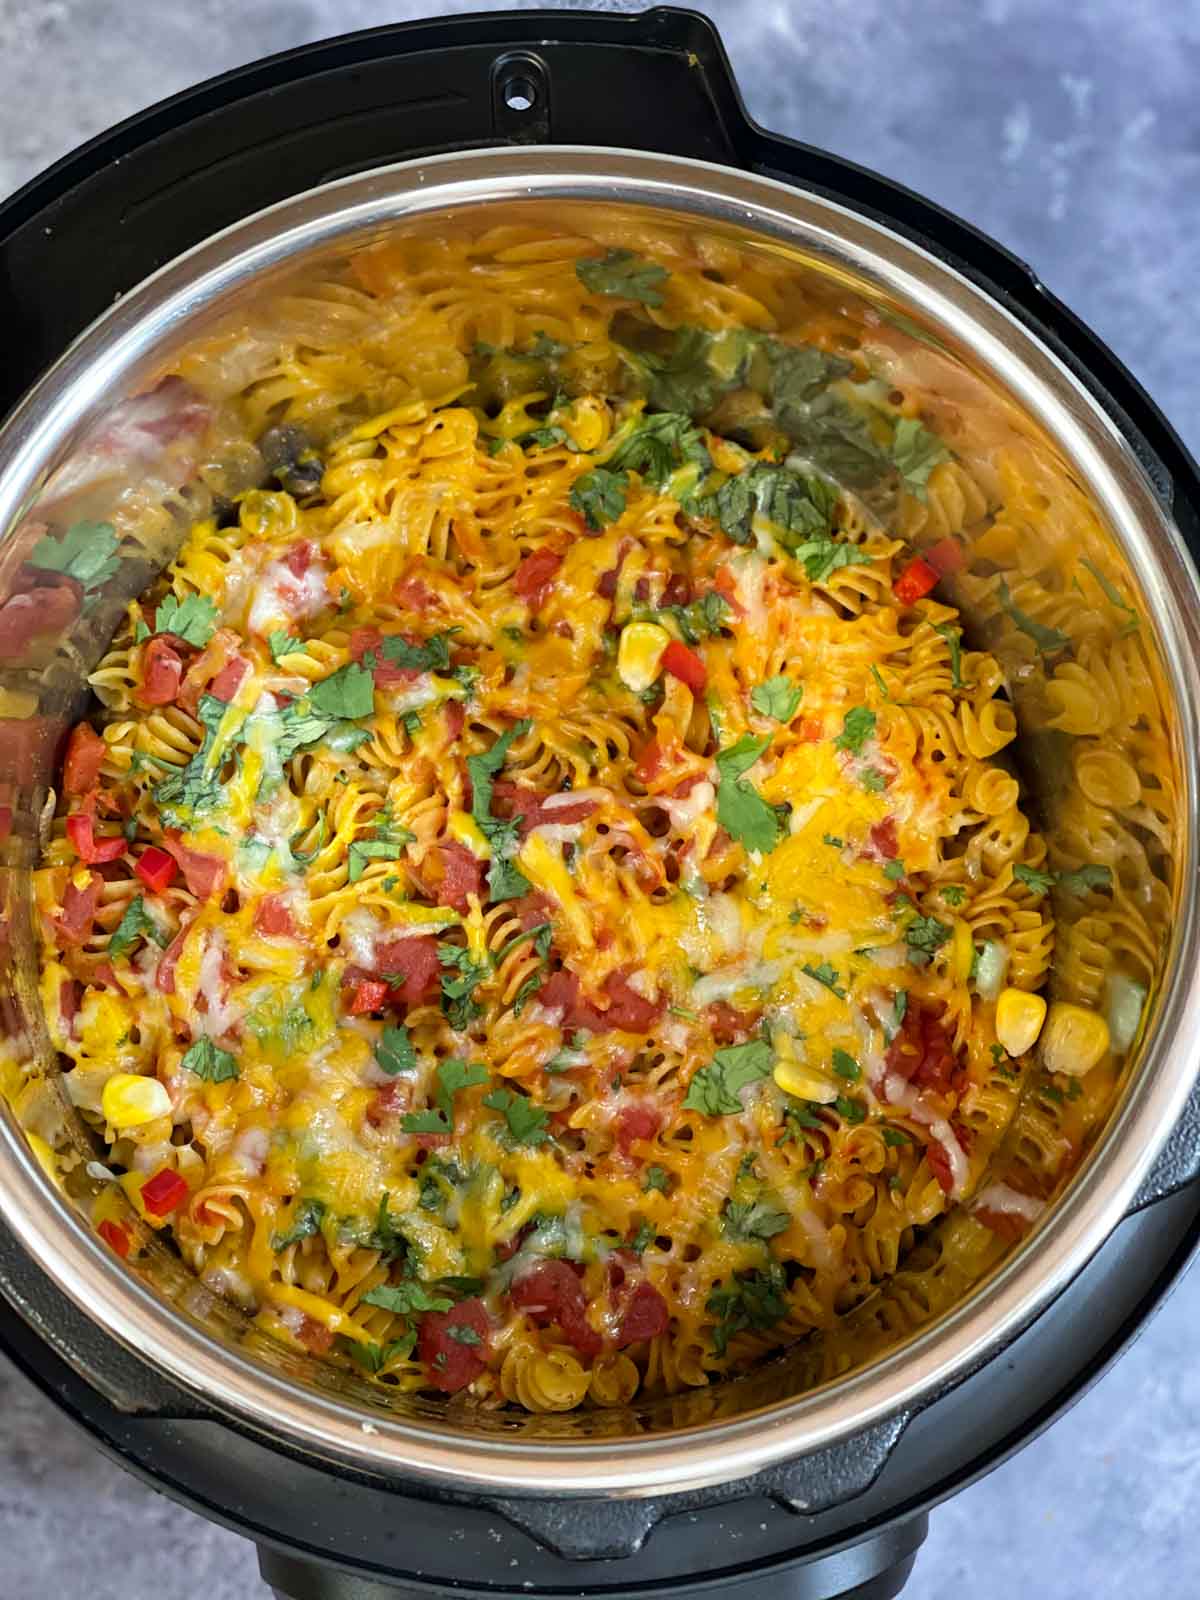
1128,1075,1200,1212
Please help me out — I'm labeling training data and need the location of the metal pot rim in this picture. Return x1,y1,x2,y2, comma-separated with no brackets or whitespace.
2,144,1198,1496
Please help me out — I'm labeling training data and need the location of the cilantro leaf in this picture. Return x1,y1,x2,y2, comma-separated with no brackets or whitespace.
881,1126,911,1147
343,1333,417,1371
401,1056,488,1134
309,662,375,720
934,623,967,688
715,734,782,855
884,989,909,1044
1013,863,1056,895
802,962,847,999
831,1048,861,1082
465,720,533,903
644,1165,671,1194
29,520,121,596
108,895,167,958
575,248,669,307
882,860,906,881
379,632,457,674
905,916,952,964
271,1197,326,1250
891,418,950,499
436,945,493,1032
662,590,728,644
445,1322,483,1346
721,1198,791,1242
941,885,965,907
609,411,710,491
362,1282,454,1316
376,1024,417,1077
697,462,838,550
483,1086,551,1146
835,1095,867,1125
706,1264,788,1355
833,705,876,755
683,1039,774,1115
1080,557,1140,635
153,593,219,647
750,676,802,723
790,534,875,585
997,579,1071,654
180,1037,238,1082
570,467,628,530
267,629,299,662
1058,863,1113,895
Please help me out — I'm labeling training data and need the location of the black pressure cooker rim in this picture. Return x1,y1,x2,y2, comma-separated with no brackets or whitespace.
3,9,1200,1599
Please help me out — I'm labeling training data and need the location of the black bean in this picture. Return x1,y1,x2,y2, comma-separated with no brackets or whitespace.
258,424,324,498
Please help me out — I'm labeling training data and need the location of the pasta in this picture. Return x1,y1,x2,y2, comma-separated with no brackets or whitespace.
28,216,1145,1413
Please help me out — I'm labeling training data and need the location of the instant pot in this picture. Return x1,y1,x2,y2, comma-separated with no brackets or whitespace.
3,10,1200,1598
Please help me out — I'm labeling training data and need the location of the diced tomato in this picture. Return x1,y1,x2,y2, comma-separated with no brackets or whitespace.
615,1100,662,1157
209,655,249,701
62,722,106,796
140,1168,188,1217
514,892,555,931
633,739,666,787
0,806,11,843
540,969,663,1034
926,1123,971,1196
254,894,296,937
712,566,745,616
296,1314,334,1355
893,556,939,606
973,1204,1030,1244
178,627,242,714
135,846,178,894
97,1219,131,1258
661,640,707,693
162,833,226,899
418,1298,492,1393
283,541,315,579
365,1079,413,1128
373,934,440,1008
798,716,823,743
924,537,966,576
707,1000,762,1045
138,636,184,705
58,977,81,1036
347,977,389,1015
615,1280,669,1347
490,780,598,839
886,1004,963,1097
431,842,485,914
0,581,81,661
445,699,465,741
661,573,692,608
393,574,437,613
65,813,125,864
155,916,193,994
349,626,418,688
511,1260,602,1358
867,817,899,861
513,547,563,610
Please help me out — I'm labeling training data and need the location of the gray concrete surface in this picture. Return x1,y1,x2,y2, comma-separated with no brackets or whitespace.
2,1,1198,1595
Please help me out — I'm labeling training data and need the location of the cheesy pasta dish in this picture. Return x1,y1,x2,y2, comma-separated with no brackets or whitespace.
31,218,1125,1413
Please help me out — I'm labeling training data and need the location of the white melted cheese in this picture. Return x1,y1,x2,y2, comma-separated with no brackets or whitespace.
971,1183,1045,1225
245,552,330,635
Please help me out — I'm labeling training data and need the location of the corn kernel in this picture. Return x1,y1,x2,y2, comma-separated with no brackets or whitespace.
1040,1002,1110,1078
773,1059,839,1105
617,622,670,693
102,1073,171,1128
446,809,492,859
995,988,1047,1057
951,918,974,983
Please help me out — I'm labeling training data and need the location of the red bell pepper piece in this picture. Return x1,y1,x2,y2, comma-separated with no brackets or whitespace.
140,1168,188,1217
139,636,184,705
97,1219,131,1258
893,556,939,606
62,722,107,796
66,812,126,864
661,640,707,693
135,846,178,894
923,537,966,576
348,977,389,1015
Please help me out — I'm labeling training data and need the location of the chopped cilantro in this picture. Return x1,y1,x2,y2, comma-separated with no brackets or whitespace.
834,705,876,755
721,1198,791,1242
891,417,950,499
267,629,298,662
707,1264,788,1355
883,859,905,881
362,1282,454,1316
570,466,628,530
905,916,952,964
997,579,1071,654
662,590,729,644
823,833,844,849
445,1322,483,1346
750,675,803,722
834,1095,867,1125
885,989,909,1044
153,593,219,647
271,1197,326,1250
715,734,782,855
309,662,375,720
831,1048,861,1082
401,1057,488,1135
941,884,965,907
802,962,846,999
934,623,967,688
464,720,533,902
609,411,710,491
575,248,669,307
1080,556,1140,634
29,520,121,598
1058,864,1113,895
881,1126,910,1147
376,1024,417,1077
643,1165,671,1194
483,1086,551,1146
343,1334,416,1371
108,895,166,958
683,1039,774,1116
627,1221,657,1255
180,1037,238,1082
435,944,492,1032
379,631,457,674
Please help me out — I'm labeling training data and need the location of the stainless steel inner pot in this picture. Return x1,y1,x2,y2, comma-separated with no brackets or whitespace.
1,147,1198,1496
